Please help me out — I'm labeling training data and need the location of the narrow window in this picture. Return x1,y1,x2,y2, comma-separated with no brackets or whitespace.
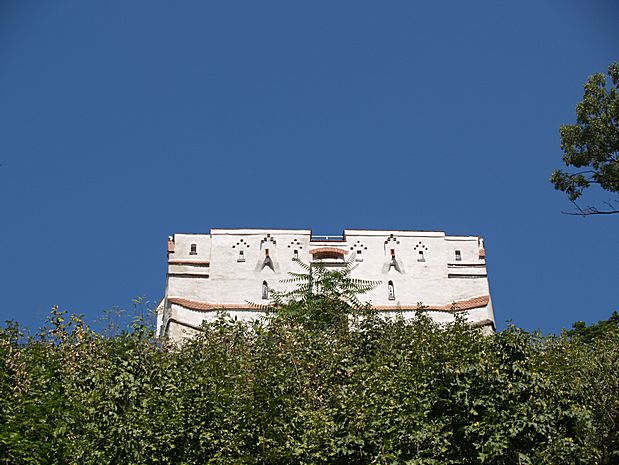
190,244,197,255
356,249,363,262
388,281,395,300
455,250,461,261
238,250,245,262
389,249,398,270
265,249,270,257
292,249,299,261
262,281,269,300
418,250,425,262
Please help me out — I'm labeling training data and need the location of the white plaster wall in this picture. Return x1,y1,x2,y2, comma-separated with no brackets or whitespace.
163,305,494,341
342,231,488,307
171,234,212,260
206,229,312,304
167,304,263,327
160,229,494,340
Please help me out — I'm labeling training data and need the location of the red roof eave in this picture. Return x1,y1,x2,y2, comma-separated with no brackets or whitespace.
167,295,490,313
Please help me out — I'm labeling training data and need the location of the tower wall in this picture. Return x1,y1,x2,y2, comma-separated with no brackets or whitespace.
159,228,494,341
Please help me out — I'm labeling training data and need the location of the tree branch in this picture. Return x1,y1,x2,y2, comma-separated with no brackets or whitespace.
562,210,619,216
562,201,619,216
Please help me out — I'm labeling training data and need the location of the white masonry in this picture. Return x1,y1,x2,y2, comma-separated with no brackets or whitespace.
157,229,495,341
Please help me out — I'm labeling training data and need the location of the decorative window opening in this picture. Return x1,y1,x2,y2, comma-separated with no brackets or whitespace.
238,250,245,262
261,235,277,248
288,238,303,250
262,281,269,300
190,244,197,255
350,240,368,258
309,248,347,266
389,249,397,267
232,238,250,249
413,241,428,261
455,250,462,261
261,249,275,271
292,249,299,261
388,281,395,300
313,251,344,261
384,235,400,246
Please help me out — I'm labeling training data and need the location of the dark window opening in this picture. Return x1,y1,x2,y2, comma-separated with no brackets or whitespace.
262,281,269,300
313,251,344,261
388,281,395,300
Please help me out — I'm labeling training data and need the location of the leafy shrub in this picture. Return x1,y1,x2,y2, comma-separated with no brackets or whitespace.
0,305,618,464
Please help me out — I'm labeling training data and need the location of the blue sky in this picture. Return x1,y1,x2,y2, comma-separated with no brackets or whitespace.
1,1,617,334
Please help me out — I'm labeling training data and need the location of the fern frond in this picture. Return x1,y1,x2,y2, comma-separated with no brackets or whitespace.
258,254,381,314
245,300,276,312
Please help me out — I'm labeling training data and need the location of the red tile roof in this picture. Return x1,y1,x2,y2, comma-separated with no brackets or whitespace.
168,259,210,265
167,295,490,313
371,295,490,311
167,298,240,310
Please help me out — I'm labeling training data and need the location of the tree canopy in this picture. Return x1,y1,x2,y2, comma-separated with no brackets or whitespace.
550,62,619,215
2,303,619,464
568,310,619,344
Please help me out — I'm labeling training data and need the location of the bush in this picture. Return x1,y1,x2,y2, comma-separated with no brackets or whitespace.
0,305,618,464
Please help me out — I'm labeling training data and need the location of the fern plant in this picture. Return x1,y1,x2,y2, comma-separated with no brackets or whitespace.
252,254,381,330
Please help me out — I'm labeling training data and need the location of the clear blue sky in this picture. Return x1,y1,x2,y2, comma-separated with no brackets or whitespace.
1,1,618,334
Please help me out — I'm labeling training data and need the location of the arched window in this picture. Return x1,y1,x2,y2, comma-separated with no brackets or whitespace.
388,281,395,300
310,248,347,261
292,249,299,261
455,250,461,261
238,250,245,262
190,243,197,255
313,251,343,260
262,281,269,300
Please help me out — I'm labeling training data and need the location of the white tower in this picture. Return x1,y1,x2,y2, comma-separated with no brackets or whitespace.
157,229,495,341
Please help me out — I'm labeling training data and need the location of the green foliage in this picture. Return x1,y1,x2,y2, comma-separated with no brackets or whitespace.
1,305,619,464
568,310,619,344
257,255,381,331
550,62,619,215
